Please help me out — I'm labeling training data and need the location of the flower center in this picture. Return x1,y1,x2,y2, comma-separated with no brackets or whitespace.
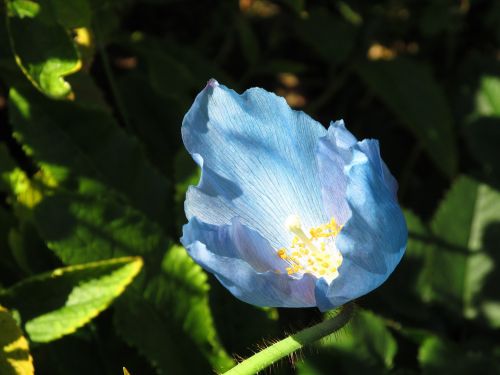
277,215,343,283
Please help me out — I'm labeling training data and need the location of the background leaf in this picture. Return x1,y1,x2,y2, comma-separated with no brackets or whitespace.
0,257,143,343
297,309,397,374
0,305,34,375
114,245,234,374
420,176,500,325
6,0,81,98
0,1,499,373
357,58,458,178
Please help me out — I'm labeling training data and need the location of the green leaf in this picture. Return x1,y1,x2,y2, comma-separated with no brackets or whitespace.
421,176,500,324
8,85,172,230
0,257,143,343
328,309,397,369
299,309,397,374
357,58,457,177
6,0,40,18
114,245,234,374
475,75,500,117
33,191,168,265
6,0,81,98
419,335,500,374
0,305,34,375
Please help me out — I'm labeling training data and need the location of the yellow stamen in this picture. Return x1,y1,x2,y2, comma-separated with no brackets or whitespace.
276,215,344,283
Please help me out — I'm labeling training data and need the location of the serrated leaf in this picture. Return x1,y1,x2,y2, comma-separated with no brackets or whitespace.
421,176,500,324
31,190,168,265
8,85,172,229
1,257,143,343
6,0,81,98
115,245,233,375
357,58,457,177
0,305,34,375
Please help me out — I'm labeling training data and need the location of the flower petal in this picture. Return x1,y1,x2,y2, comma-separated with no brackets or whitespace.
316,121,357,225
315,147,407,311
181,217,317,307
357,139,398,196
327,120,358,150
182,80,328,248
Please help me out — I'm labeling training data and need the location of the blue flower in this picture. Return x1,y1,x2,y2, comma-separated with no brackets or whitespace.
180,79,407,311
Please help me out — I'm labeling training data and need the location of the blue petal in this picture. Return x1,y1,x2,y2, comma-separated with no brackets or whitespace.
315,147,407,311
357,139,398,196
181,217,317,307
316,120,358,225
327,120,357,149
182,80,328,248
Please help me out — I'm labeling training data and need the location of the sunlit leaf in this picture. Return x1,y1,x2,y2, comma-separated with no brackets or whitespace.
31,191,168,265
0,257,143,343
475,75,500,117
421,176,500,325
6,0,40,18
0,305,34,375
114,245,234,375
8,85,172,229
5,0,81,98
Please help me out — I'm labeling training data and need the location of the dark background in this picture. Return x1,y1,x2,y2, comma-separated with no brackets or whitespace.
1,0,500,374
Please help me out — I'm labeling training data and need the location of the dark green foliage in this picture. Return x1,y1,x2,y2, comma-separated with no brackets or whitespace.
1,0,500,374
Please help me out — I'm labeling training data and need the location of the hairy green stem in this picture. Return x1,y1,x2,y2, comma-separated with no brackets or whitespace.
222,302,355,375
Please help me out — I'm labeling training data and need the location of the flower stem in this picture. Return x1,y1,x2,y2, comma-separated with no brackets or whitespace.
222,302,355,375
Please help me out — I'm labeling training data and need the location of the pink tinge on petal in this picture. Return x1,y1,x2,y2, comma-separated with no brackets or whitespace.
206,78,219,89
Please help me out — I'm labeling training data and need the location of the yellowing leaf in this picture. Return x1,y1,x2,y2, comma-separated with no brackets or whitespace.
0,305,34,375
